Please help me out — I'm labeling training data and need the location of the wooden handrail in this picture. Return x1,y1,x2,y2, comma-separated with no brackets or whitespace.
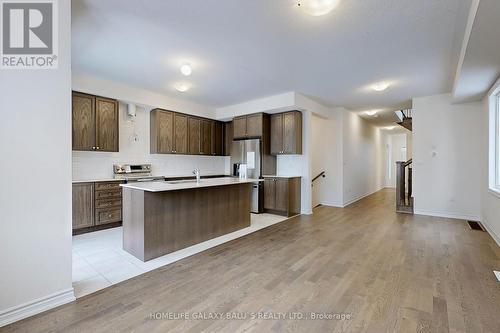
312,171,326,183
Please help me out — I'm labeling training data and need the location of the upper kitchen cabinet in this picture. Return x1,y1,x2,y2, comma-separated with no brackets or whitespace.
223,121,233,156
200,119,212,155
211,121,224,156
233,113,264,139
95,97,119,152
270,111,302,155
72,91,119,152
150,109,189,154
188,117,201,155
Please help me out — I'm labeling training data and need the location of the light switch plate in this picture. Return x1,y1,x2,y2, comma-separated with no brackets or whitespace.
494,271,500,282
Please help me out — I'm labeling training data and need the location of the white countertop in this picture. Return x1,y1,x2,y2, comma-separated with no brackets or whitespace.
262,175,302,179
72,173,230,184
120,177,262,192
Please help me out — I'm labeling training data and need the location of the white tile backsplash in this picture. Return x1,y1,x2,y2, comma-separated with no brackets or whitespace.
72,103,229,180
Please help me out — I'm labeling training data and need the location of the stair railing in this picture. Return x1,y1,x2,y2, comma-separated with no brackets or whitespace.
311,171,326,187
396,159,413,213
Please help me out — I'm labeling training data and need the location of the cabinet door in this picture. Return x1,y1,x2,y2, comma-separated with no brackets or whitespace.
233,116,247,139
275,179,289,212
72,92,95,151
264,179,276,210
173,114,188,154
151,110,174,154
95,97,119,152
270,113,283,155
246,113,263,137
223,121,233,156
200,119,212,155
283,111,302,154
211,122,224,156
72,183,94,229
188,117,201,155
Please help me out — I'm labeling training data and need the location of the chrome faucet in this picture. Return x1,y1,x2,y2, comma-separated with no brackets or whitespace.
193,168,201,183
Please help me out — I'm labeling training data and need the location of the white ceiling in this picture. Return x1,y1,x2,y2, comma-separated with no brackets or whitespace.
453,0,500,102
72,0,471,110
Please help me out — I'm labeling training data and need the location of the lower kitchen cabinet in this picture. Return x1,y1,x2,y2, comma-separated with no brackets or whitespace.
72,180,123,234
72,183,95,229
263,176,301,217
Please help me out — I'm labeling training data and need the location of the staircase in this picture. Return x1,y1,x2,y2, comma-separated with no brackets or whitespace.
397,109,412,131
396,159,413,214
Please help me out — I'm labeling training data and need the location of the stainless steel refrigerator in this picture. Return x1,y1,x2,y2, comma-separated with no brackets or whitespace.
230,139,262,213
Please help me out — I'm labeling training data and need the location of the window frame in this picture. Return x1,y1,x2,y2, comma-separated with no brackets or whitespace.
489,82,500,197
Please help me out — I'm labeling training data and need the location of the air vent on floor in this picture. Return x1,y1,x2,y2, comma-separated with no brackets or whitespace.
467,220,485,231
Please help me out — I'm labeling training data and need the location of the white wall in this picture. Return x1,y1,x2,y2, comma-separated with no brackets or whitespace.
481,86,500,245
386,134,408,188
0,0,74,326
311,111,344,207
72,74,228,180
342,111,386,206
413,93,482,220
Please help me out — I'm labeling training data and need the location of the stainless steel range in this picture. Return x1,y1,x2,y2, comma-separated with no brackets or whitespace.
113,164,164,183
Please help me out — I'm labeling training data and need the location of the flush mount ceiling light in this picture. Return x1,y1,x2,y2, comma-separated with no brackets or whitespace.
365,110,379,116
297,0,341,16
175,83,190,93
180,63,192,76
384,126,395,130
372,82,390,92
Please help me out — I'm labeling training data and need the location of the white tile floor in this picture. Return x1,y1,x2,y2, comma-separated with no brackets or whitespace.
72,213,288,298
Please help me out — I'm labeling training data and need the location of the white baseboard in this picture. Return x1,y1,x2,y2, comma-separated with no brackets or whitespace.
342,187,383,207
481,219,500,248
413,209,480,222
0,288,75,328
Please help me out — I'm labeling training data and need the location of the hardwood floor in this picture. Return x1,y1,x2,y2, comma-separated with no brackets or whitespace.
3,189,500,333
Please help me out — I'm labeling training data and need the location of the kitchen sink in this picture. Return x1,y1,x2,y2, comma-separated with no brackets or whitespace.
165,180,200,184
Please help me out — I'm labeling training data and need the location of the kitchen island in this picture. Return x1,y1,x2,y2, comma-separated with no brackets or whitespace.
121,177,260,261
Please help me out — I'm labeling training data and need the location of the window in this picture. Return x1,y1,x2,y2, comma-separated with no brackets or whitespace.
489,87,500,194
496,94,500,188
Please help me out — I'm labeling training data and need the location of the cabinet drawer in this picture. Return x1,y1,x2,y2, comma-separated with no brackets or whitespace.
95,198,122,209
95,208,122,225
95,189,122,200
95,182,122,191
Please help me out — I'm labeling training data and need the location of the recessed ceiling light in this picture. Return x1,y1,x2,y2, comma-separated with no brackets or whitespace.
365,110,378,116
180,64,192,76
372,82,390,92
297,0,341,16
175,83,190,92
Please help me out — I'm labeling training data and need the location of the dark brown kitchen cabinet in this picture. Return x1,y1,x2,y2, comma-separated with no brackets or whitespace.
211,121,224,156
150,109,173,154
150,109,189,154
223,121,233,156
72,181,123,234
72,91,118,152
270,111,302,155
188,117,201,155
72,183,94,229
200,119,212,155
233,113,264,139
263,177,301,217
173,114,188,154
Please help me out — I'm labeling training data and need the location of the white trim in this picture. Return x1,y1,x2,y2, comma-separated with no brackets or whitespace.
414,209,480,222
0,288,75,327
342,187,383,208
481,219,500,248
489,188,500,199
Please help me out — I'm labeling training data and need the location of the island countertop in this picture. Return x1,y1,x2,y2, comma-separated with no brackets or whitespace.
120,177,262,192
